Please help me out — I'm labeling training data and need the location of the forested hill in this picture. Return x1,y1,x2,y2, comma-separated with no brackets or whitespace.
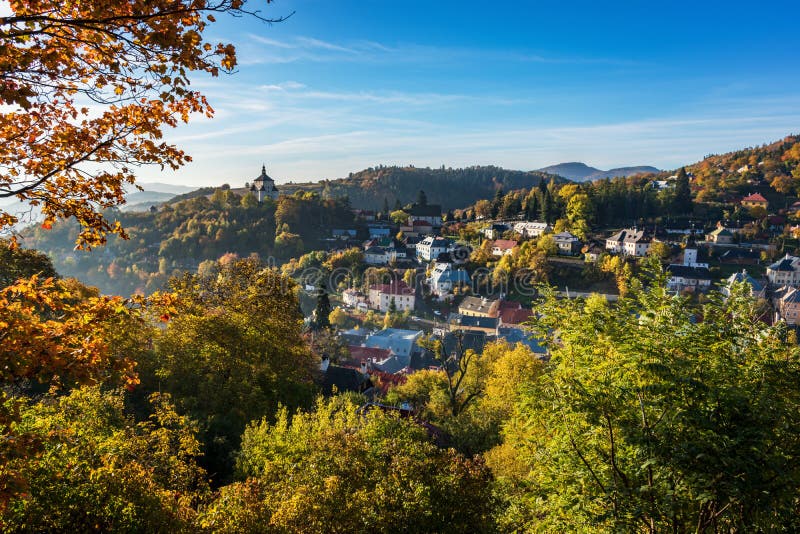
280,165,561,211
685,134,800,202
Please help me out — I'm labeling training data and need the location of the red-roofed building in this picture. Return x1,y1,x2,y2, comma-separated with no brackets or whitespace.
368,280,416,312
491,239,518,257
500,307,533,326
346,345,392,364
497,300,533,326
741,193,769,210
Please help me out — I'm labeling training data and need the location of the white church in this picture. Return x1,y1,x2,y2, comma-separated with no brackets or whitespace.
249,164,279,202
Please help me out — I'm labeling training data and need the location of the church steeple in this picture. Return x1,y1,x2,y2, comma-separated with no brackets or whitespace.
261,163,266,176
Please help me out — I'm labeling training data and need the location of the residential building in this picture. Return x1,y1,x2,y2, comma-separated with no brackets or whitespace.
364,328,423,358
605,228,651,257
458,296,500,318
706,226,735,244
483,223,510,240
666,264,713,293
400,219,434,237
407,204,443,227
429,262,470,298
366,223,392,239
498,300,533,326
741,192,769,210
766,254,800,287
364,246,388,265
513,221,552,239
331,228,357,240
681,248,708,268
416,236,452,262
773,286,800,325
583,240,605,262
353,209,376,221
368,280,416,312
248,164,279,202
342,288,367,309
447,313,499,335
553,231,581,255
491,239,518,257
723,269,766,299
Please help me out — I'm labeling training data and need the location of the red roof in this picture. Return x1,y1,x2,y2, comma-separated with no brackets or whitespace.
347,345,391,362
741,193,768,203
369,280,414,296
412,220,432,227
492,239,518,251
500,307,533,325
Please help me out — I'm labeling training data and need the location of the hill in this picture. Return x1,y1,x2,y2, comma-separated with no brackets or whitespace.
686,134,800,203
538,162,660,181
278,165,561,211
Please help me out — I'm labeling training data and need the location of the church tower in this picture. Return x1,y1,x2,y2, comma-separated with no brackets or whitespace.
249,164,279,202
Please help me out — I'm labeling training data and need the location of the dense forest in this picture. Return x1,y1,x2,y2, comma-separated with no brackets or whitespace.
280,165,561,211
21,190,357,295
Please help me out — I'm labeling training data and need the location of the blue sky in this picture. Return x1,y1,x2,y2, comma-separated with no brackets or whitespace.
143,0,800,187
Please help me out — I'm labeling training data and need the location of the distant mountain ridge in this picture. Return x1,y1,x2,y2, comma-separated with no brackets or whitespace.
537,162,661,182
278,165,563,211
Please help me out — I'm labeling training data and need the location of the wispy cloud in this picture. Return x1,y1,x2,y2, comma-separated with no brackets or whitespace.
236,33,642,68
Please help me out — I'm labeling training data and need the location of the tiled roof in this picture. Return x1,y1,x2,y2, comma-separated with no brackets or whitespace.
666,264,712,280
369,280,414,296
348,345,392,362
741,193,768,203
500,307,533,325
492,239,518,250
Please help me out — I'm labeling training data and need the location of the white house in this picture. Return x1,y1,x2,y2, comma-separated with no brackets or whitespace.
491,239,517,257
666,264,713,293
429,262,470,298
407,204,443,227
416,236,452,262
606,228,651,257
342,288,367,309
513,221,551,239
368,280,416,312
766,254,800,287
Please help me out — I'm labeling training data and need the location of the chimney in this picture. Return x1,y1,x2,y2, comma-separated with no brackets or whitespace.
319,354,330,372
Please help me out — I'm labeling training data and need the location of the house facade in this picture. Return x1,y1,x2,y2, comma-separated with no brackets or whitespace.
553,231,581,255
416,236,452,262
491,239,518,257
513,221,552,239
407,204,443,227
606,228,651,257
741,192,769,211
429,262,470,298
458,296,500,318
666,264,713,293
368,280,416,312
766,254,800,287
706,226,735,244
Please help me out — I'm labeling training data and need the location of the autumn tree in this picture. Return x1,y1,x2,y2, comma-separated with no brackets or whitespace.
490,263,800,532
1,387,208,531
0,238,57,287
0,275,169,504
199,397,495,533
0,0,288,247
138,258,316,483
